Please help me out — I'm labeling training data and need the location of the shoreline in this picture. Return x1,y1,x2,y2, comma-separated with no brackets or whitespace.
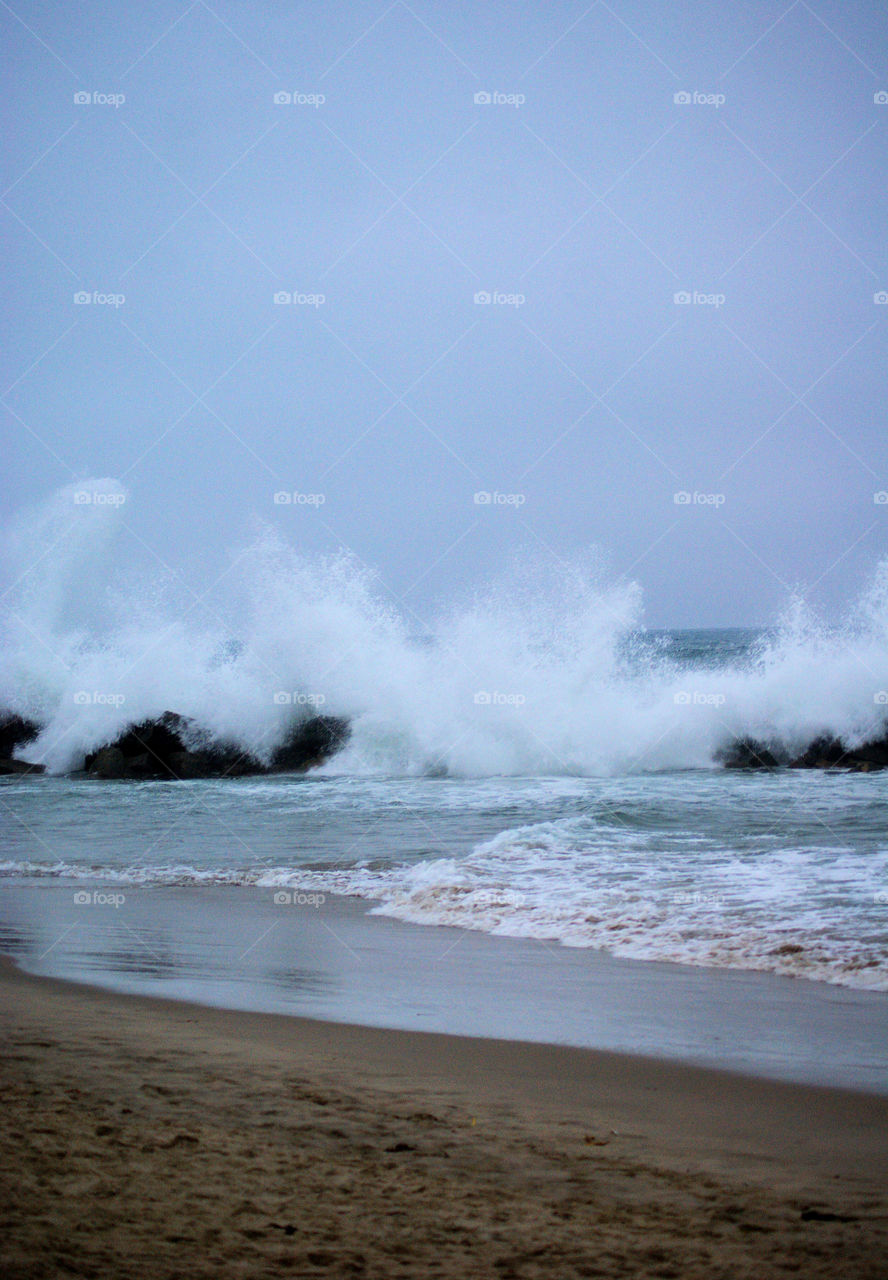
3,883,887,1092
2,955,887,1278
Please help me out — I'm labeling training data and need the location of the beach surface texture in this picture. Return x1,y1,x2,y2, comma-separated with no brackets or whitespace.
2,957,887,1279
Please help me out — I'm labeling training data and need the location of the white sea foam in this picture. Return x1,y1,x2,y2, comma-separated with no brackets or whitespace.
2,481,888,779
279,812,888,989
3,813,886,988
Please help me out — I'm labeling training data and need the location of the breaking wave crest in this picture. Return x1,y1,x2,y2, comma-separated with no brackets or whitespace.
2,480,888,777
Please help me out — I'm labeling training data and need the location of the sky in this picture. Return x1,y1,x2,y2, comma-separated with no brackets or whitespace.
2,0,886,629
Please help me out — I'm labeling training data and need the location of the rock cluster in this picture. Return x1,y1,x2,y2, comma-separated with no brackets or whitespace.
0,714,45,775
0,710,350,779
720,730,888,772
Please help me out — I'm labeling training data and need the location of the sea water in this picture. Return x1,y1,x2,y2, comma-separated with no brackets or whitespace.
1,480,887,991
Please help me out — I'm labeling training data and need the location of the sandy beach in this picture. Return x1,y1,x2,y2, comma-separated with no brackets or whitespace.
4,883,887,1092
2,956,887,1279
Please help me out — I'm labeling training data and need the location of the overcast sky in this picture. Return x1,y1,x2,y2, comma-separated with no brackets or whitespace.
2,0,886,629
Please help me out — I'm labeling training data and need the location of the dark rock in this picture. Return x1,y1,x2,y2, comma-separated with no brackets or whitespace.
112,712,192,770
0,712,44,775
84,712,196,779
86,746,129,779
269,715,350,773
0,756,46,775
719,738,783,769
0,713,40,757
84,712,263,780
788,735,848,769
168,742,260,779
843,732,888,771
722,727,888,773
787,731,888,771
83,711,349,780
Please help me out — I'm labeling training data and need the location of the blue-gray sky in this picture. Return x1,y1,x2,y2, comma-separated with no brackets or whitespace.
2,0,886,628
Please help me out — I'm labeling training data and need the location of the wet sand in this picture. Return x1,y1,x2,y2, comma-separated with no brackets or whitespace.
2,956,887,1279
3,884,887,1091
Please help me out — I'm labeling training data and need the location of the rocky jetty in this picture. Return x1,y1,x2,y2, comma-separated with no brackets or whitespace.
717,738,784,770
0,714,45,775
83,712,255,780
721,729,888,772
788,733,888,772
82,711,350,780
268,714,350,773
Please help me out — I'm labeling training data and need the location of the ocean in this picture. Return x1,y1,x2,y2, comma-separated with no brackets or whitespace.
3,630,888,991
1,484,887,1010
